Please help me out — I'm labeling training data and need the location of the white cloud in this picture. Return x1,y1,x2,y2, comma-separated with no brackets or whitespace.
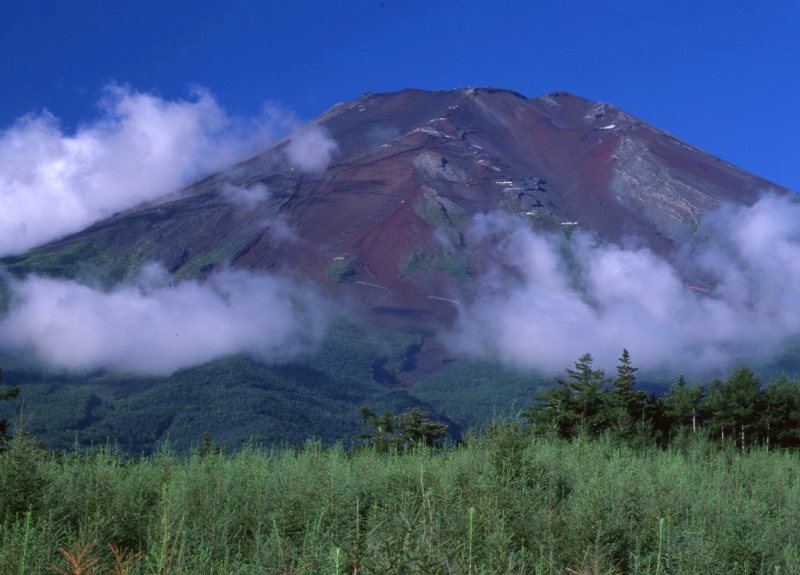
0,86,295,257
285,125,338,172
0,265,328,375
219,182,271,209
443,194,800,376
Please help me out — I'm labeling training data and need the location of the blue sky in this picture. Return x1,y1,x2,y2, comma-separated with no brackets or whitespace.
1,0,798,191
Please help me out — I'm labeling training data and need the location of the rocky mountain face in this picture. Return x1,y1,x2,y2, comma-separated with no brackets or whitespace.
4,88,783,331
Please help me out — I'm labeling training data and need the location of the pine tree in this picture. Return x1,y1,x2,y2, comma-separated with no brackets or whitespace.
566,353,608,435
703,367,763,450
525,375,576,437
726,367,763,451
704,378,733,442
528,353,608,438
358,406,448,449
358,407,396,452
605,349,646,439
763,376,800,448
395,408,449,447
663,375,703,434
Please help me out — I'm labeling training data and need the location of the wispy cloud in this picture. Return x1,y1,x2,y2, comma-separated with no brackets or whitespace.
219,182,272,209
443,193,800,376
0,264,328,375
285,125,338,172
0,85,298,257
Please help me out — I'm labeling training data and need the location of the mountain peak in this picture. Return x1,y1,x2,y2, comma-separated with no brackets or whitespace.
5,86,786,330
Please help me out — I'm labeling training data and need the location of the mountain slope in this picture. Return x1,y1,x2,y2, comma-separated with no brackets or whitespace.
4,88,783,321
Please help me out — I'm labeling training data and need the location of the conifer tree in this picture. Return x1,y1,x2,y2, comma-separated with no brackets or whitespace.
395,408,449,447
704,367,762,450
605,349,646,439
528,353,607,438
704,378,731,442
525,373,576,437
763,375,800,448
566,353,608,434
663,375,703,434
358,407,396,452
358,406,448,450
726,366,763,451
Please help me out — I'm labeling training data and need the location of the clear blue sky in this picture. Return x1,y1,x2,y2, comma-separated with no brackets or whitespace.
1,0,798,190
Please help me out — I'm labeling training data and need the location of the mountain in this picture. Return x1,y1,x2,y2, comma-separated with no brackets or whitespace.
4,88,783,312
0,88,791,451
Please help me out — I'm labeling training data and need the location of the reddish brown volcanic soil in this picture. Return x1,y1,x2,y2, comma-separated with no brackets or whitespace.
11,88,786,335
229,88,781,324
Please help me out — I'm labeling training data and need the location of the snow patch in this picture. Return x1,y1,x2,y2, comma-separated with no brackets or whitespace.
414,127,444,137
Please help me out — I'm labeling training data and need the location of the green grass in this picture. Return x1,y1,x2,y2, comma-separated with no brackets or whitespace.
1,430,799,574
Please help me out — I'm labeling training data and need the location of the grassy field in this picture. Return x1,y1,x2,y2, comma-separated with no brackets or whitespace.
1,427,798,574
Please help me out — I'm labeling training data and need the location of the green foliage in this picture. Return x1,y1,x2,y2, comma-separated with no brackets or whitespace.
527,351,800,451
664,374,704,433
703,367,765,449
527,352,609,437
4,340,800,461
357,406,396,452
196,431,220,457
358,406,449,450
764,375,800,448
413,359,543,429
1,432,799,573
399,242,471,282
0,431,47,524
563,353,609,432
604,348,648,439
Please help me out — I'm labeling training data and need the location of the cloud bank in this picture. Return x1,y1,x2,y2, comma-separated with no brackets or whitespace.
0,85,326,257
443,193,800,376
0,265,328,375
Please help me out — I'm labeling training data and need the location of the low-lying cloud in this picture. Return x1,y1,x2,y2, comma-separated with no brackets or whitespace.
220,182,272,209
0,85,337,257
443,193,800,377
0,265,328,375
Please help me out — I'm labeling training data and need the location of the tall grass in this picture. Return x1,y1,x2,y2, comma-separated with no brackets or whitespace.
1,429,798,574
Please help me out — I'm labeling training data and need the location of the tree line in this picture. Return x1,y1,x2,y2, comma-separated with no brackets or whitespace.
2,353,799,453
525,350,800,450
